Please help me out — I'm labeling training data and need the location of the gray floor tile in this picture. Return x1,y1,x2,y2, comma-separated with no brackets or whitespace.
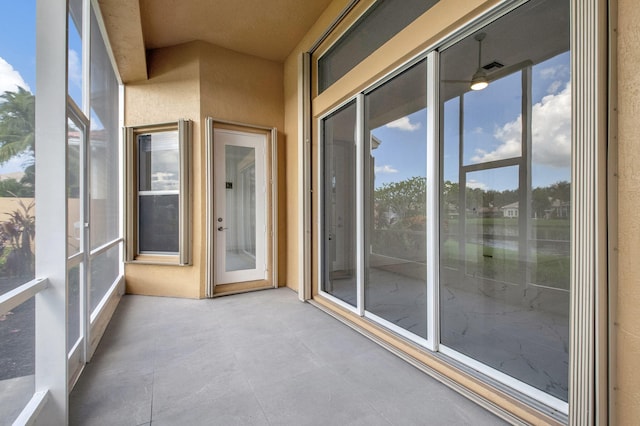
70,288,505,426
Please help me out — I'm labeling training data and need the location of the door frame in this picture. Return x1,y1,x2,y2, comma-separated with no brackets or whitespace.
205,118,278,297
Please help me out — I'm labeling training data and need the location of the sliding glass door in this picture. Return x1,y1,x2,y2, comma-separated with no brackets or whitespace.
319,0,570,413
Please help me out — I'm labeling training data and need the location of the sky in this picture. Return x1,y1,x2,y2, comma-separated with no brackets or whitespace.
372,51,571,192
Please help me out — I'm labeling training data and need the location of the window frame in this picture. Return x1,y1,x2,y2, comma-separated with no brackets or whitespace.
125,120,191,265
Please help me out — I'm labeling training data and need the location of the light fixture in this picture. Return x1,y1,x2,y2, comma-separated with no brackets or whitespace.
470,33,488,91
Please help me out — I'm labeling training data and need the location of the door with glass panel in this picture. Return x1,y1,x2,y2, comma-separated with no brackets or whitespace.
213,129,268,286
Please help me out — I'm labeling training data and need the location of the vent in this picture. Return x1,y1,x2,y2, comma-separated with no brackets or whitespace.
482,61,504,71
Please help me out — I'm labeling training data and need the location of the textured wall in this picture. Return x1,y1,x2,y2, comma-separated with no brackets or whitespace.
616,0,640,422
124,40,285,297
125,43,202,298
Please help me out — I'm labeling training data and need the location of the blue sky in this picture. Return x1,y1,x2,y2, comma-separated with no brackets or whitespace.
372,51,571,192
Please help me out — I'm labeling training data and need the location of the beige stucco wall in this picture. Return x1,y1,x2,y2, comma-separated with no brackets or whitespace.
615,0,640,422
124,40,286,298
125,42,203,298
199,41,287,289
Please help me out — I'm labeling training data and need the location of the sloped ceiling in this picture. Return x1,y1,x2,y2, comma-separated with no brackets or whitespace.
99,0,334,83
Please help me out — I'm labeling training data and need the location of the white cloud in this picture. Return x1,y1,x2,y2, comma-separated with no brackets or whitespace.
466,179,487,190
547,80,562,95
0,57,30,93
68,49,82,88
375,165,399,174
471,83,571,169
385,116,421,132
539,64,569,81
473,127,484,134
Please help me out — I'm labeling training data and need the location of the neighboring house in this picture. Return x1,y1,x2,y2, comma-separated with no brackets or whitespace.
501,201,519,218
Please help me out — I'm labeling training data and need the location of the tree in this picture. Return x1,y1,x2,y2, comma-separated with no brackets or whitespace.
0,88,35,165
374,177,426,229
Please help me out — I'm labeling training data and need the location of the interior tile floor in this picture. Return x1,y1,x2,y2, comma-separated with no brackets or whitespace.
70,287,505,425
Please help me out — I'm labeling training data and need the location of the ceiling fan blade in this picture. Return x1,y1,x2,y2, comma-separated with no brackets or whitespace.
486,59,533,82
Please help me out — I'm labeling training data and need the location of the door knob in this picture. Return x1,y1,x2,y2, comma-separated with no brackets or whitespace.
218,226,228,231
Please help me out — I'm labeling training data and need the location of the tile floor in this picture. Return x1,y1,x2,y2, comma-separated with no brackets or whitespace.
70,287,505,425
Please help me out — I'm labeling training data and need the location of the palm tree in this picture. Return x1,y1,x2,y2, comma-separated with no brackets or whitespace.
0,87,35,165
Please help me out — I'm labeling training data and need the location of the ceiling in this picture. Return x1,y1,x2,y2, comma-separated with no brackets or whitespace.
139,0,333,62
99,0,334,82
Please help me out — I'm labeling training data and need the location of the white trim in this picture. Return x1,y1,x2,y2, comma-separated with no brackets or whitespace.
440,345,569,414
364,310,430,347
318,290,361,316
12,390,49,426
89,238,124,259
355,94,364,316
0,278,49,317
425,51,439,351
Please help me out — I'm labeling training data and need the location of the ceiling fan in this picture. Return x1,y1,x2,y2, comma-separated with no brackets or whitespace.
443,32,533,91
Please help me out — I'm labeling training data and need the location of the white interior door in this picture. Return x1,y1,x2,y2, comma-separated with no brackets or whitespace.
214,128,267,284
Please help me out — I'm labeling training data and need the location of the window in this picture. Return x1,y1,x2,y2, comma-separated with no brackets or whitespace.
318,0,439,92
126,121,191,264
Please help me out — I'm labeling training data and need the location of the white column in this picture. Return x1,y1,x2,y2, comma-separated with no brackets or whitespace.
35,0,69,423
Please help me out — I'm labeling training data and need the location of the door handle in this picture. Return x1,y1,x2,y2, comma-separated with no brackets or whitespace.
218,226,228,231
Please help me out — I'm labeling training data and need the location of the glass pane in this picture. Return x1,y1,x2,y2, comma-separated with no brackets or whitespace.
462,73,522,165
439,0,570,402
0,1,36,296
364,60,428,339
67,118,82,256
224,146,256,272
0,298,34,424
90,244,120,313
90,7,120,249
68,0,83,108
322,101,357,306
138,194,179,253
68,263,81,353
138,132,179,192
319,0,439,92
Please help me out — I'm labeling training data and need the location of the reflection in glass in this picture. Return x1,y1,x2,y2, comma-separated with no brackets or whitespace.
138,132,180,192
139,194,179,253
322,101,357,306
364,60,428,339
68,263,81,353
439,0,570,402
224,146,257,272
90,245,120,312
318,0,439,92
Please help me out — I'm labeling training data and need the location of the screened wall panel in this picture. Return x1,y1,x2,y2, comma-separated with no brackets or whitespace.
89,8,120,250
